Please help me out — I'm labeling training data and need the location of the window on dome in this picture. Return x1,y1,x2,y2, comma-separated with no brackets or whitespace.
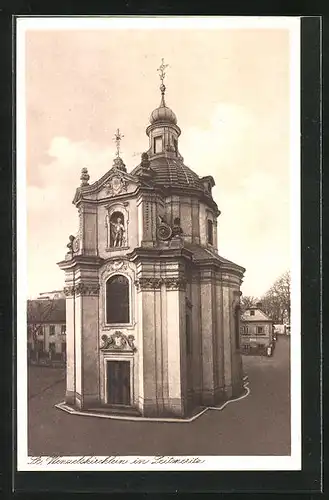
207,219,214,245
154,136,163,154
173,138,178,156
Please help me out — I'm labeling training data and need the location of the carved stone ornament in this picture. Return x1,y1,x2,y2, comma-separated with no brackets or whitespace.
185,297,193,309
104,173,127,197
100,331,136,352
100,260,129,280
63,285,75,297
109,259,127,272
163,277,187,291
135,277,187,291
135,277,163,290
72,236,80,253
63,282,100,297
157,222,172,241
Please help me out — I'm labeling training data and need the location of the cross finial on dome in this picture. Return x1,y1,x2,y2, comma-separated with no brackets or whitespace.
113,128,124,158
157,58,169,106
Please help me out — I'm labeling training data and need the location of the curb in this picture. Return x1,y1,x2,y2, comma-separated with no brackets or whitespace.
55,376,250,424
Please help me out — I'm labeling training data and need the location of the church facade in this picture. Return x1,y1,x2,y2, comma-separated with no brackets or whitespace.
58,61,246,418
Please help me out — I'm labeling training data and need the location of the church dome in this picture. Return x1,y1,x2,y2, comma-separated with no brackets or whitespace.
150,105,177,125
132,156,205,192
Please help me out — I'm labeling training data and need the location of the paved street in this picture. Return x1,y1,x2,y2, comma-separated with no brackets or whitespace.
28,336,290,456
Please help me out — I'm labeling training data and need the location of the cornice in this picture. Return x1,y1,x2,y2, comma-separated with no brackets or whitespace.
57,255,105,271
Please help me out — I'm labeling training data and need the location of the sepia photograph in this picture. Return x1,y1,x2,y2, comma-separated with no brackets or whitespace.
16,16,301,472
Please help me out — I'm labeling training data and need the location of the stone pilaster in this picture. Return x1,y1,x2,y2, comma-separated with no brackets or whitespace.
63,282,75,405
63,280,100,409
135,277,161,416
79,202,98,256
200,277,215,405
191,199,200,244
222,286,233,398
163,276,187,416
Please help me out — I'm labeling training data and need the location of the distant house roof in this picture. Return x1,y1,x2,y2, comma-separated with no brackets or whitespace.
38,290,65,300
27,298,66,323
241,307,273,323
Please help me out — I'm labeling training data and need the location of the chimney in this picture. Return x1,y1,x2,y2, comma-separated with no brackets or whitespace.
256,302,262,309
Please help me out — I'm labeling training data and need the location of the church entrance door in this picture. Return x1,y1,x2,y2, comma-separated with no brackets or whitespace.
106,360,131,406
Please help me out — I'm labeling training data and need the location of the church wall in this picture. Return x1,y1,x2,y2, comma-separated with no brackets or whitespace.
200,277,215,405
191,278,202,402
166,288,185,416
65,295,75,404
199,203,207,246
191,199,200,244
74,295,82,407
229,287,244,396
179,197,193,243
140,290,157,414
211,279,220,391
222,285,233,398
80,295,100,407
215,281,225,392
81,204,97,256
171,195,180,224
220,277,244,399
154,287,164,414
160,283,169,408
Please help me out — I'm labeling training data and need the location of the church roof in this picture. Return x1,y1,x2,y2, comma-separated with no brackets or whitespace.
150,103,177,125
185,243,246,272
132,156,206,192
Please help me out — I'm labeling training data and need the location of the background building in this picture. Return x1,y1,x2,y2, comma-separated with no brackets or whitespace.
27,297,66,365
240,303,275,356
37,290,66,300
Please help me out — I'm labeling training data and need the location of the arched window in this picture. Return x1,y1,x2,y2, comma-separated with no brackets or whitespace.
173,138,178,156
109,211,125,247
207,219,213,245
106,275,130,324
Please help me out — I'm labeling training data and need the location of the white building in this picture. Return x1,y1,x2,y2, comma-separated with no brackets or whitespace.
58,62,246,418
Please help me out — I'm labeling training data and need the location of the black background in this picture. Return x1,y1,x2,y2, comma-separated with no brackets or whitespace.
0,6,324,497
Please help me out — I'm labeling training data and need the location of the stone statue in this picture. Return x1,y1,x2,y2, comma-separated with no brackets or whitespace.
66,235,75,255
172,217,183,238
110,217,125,247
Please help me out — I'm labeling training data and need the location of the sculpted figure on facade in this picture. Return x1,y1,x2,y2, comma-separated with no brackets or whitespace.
110,216,125,247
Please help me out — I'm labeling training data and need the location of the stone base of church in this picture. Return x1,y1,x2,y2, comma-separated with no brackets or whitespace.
62,381,246,420
56,380,249,423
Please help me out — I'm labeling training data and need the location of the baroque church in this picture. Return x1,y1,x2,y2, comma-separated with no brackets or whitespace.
58,60,246,419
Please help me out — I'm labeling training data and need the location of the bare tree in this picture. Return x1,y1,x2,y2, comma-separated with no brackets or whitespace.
27,298,56,340
27,299,57,362
240,295,259,313
261,271,291,324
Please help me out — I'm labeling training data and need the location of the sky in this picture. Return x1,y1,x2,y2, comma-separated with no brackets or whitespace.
23,22,293,299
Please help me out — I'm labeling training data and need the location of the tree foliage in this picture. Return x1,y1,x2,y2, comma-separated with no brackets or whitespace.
261,271,291,324
240,295,259,313
27,299,56,340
